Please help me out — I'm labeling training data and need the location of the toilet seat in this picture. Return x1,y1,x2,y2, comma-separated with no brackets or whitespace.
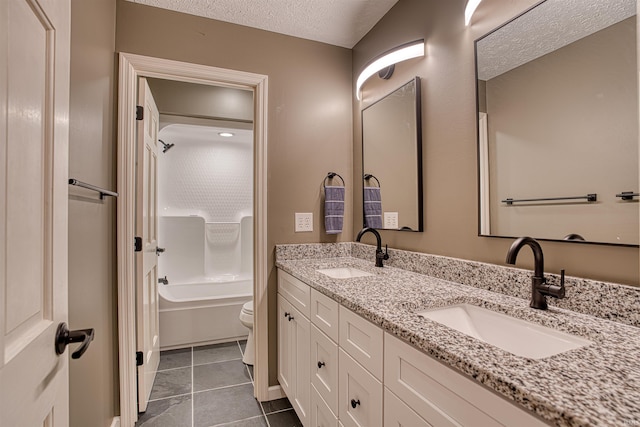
241,300,253,315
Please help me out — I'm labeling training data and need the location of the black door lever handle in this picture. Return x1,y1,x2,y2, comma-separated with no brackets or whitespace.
156,247,165,256
55,322,95,359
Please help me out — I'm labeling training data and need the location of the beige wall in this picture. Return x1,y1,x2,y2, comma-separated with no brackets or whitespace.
486,18,638,244
115,0,353,385
147,78,254,124
353,0,639,285
68,0,118,426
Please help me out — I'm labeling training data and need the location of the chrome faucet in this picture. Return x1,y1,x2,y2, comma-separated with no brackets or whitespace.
356,227,389,267
505,236,565,310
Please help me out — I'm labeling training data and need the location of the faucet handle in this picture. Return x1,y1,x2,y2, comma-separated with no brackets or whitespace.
383,244,389,260
541,269,565,299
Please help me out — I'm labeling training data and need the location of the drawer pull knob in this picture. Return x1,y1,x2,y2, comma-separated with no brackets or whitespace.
288,315,294,321
317,361,325,368
350,399,360,409
284,312,290,318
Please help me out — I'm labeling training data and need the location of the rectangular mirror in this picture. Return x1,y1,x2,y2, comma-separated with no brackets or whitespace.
362,77,423,231
475,0,638,246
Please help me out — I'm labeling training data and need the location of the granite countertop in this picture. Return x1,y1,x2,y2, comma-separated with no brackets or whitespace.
275,256,640,427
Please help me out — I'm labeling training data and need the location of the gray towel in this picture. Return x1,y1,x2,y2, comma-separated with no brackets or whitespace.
324,186,345,234
364,186,383,228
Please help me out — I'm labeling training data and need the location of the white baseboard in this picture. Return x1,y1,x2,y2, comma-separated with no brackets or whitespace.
110,416,121,427
266,385,286,401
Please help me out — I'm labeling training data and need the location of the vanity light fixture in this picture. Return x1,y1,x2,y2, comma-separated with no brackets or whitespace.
465,0,483,25
218,132,234,137
355,40,424,100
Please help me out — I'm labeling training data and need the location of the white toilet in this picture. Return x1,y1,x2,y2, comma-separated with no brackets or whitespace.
239,300,254,365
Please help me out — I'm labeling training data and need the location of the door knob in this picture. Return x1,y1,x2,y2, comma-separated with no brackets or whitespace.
55,322,95,359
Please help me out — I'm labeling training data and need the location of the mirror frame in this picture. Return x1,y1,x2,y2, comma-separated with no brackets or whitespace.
473,0,639,248
361,76,423,232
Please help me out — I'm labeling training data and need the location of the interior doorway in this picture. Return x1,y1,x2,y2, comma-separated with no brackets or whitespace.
117,53,272,427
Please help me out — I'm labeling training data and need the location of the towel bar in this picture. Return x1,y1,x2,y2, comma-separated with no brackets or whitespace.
363,174,380,187
69,178,118,199
615,192,639,201
502,194,596,205
325,172,345,186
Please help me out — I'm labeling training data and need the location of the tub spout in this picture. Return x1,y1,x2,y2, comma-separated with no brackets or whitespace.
158,276,169,285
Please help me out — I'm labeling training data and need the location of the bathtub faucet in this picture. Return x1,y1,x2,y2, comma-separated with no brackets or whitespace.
158,276,169,285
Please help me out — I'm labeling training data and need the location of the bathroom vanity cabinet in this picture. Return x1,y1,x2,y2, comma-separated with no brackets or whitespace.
277,272,311,426
277,269,549,427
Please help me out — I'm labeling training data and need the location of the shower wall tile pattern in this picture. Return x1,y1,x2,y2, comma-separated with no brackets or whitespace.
158,124,253,223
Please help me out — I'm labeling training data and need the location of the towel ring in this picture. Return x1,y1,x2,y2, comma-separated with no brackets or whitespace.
325,172,345,187
363,174,380,187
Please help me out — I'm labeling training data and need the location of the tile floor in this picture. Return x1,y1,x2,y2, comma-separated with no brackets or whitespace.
136,340,303,427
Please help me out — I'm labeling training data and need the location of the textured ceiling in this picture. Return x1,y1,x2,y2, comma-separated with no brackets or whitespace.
125,0,398,48
477,0,636,80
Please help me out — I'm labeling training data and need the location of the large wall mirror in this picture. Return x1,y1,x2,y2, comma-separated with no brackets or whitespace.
475,0,638,246
362,77,423,231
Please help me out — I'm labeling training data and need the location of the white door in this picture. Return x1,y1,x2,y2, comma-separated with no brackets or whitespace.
0,0,71,425
136,77,160,412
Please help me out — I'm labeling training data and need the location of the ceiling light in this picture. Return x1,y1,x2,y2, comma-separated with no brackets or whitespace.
219,132,234,137
465,0,483,26
356,40,425,100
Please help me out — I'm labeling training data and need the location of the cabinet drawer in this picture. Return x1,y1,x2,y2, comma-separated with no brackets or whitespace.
384,333,549,427
278,270,311,317
311,324,339,415
311,385,338,427
311,289,339,342
339,306,383,380
338,349,382,427
384,388,432,427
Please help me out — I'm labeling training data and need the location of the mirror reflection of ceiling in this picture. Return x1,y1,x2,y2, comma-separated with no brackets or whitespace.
477,0,636,80
125,0,398,48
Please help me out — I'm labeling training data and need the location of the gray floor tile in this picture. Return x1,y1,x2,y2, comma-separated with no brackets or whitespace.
247,364,254,381
136,395,192,427
260,398,292,414
194,359,251,391
266,409,302,427
239,340,247,354
150,367,192,400
193,342,242,365
158,348,192,371
194,383,263,427
215,415,268,426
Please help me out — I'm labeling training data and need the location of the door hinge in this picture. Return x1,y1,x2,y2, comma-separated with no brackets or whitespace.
136,105,144,121
134,236,142,252
136,351,144,366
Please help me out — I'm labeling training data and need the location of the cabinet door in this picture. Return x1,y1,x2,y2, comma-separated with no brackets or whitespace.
384,388,433,427
338,349,382,427
311,289,339,341
311,385,338,427
311,324,339,415
339,306,383,380
291,304,311,427
278,294,293,397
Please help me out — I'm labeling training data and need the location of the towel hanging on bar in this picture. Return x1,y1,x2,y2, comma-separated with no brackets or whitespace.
364,174,382,228
324,172,345,234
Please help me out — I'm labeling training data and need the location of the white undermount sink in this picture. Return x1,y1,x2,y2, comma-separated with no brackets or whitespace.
417,303,592,359
316,267,374,279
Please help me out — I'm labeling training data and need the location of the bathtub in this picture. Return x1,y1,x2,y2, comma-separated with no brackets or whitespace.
158,278,253,349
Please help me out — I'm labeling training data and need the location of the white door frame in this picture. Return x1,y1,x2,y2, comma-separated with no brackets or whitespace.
117,52,271,426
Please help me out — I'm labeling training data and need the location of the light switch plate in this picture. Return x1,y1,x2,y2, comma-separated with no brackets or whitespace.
384,212,399,229
295,213,313,232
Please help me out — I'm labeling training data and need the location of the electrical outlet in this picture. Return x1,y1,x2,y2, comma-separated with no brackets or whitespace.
295,213,313,232
384,212,399,229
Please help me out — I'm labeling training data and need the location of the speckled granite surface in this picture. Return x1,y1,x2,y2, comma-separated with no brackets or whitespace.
275,243,640,427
